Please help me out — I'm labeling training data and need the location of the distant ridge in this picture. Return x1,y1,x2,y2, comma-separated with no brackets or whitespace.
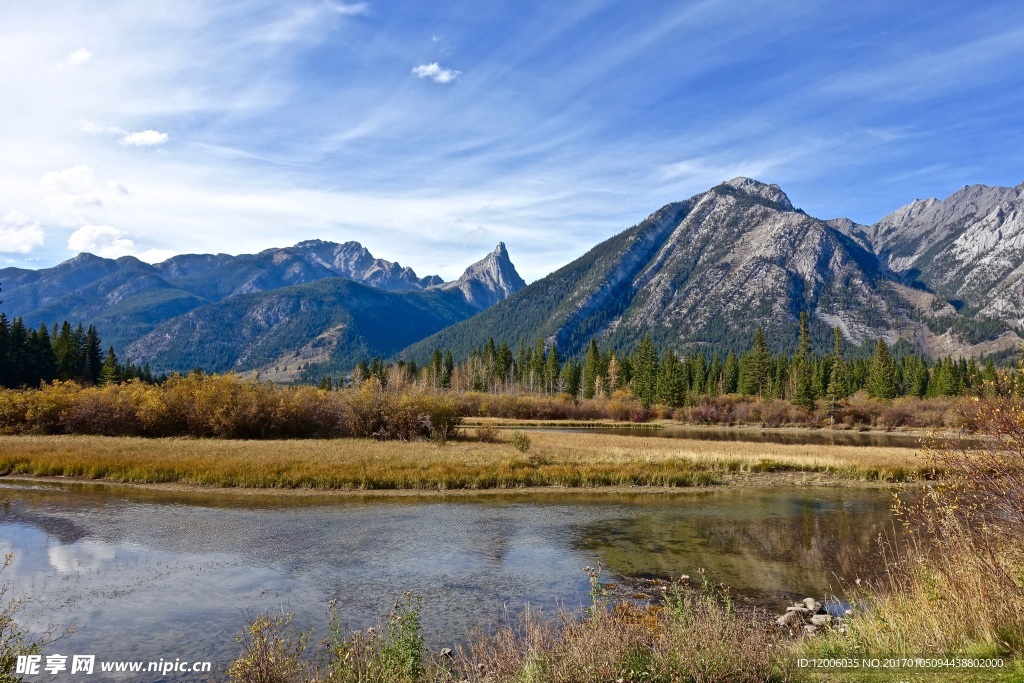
0,241,527,375
403,177,1024,362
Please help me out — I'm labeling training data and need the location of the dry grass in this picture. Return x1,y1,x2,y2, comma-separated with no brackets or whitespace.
0,430,923,491
228,579,796,683
805,397,1024,664
445,590,793,683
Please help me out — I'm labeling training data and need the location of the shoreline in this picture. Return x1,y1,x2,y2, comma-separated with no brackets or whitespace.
467,417,965,440
0,470,905,500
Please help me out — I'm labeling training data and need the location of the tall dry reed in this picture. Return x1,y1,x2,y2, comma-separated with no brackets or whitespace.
808,397,1024,658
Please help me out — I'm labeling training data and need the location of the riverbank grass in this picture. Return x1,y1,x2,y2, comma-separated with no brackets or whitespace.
0,430,924,490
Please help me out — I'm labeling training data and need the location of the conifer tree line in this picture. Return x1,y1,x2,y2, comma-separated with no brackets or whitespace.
347,313,1022,406
1,284,155,389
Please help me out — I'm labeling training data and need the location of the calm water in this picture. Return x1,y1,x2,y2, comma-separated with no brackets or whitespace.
0,480,896,681
552,425,943,448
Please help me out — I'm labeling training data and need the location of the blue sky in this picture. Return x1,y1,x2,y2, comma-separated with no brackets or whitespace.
1,0,1023,281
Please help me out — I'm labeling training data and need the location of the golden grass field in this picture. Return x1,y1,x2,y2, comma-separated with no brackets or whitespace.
0,429,926,491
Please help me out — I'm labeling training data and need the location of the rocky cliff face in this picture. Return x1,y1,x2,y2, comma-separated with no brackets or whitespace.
854,182,1024,328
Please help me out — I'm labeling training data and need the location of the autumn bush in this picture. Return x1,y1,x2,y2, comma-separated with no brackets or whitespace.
664,393,971,431
0,375,465,441
452,391,651,422
0,374,983,441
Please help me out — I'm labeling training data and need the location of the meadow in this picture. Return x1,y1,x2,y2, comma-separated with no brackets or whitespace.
0,429,925,491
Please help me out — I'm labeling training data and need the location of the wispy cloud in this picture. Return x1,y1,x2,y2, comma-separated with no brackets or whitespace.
75,119,123,135
331,2,369,16
412,62,459,84
0,212,45,254
659,154,799,186
40,166,129,226
1,0,1023,278
822,24,1024,100
120,130,169,146
56,47,91,69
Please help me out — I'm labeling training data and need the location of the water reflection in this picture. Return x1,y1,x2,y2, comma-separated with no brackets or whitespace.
577,489,896,604
0,481,896,681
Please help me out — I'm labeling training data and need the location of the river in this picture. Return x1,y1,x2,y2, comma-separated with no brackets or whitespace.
0,479,896,680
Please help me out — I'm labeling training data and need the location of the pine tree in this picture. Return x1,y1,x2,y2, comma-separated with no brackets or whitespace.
99,347,121,386
83,325,103,385
690,354,707,396
528,339,545,391
867,338,898,399
53,321,76,380
355,358,370,384
656,349,686,407
607,354,620,394
0,313,9,388
544,344,562,394
632,335,659,408
562,360,582,398
442,351,454,389
28,323,57,386
429,348,443,388
739,326,771,397
7,318,29,387
722,351,739,394
790,312,815,409
582,339,599,399
706,353,723,396
771,356,789,399
826,326,848,398
495,342,513,386
824,327,847,422
516,339,528,385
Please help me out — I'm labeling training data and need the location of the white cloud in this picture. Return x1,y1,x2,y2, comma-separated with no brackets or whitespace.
67,224,137,258
412,62,459,84
0,211,45,254
57,47,91,69
330,2,368,16
41,165,120,201
75,119,125,135
135,248,177,263
40,166,129,226
120,130,169,146
65,224,174,262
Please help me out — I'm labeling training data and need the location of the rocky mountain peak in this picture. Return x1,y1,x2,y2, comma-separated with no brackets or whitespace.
436,243,527,310
722,177,794,211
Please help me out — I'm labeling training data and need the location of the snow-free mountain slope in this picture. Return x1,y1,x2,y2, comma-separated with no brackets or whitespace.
0,241,525,360
404,178,1024,362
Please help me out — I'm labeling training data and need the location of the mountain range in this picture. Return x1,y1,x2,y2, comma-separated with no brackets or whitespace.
406,177,1024,363
0,241,525,379
2,177,1022,377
